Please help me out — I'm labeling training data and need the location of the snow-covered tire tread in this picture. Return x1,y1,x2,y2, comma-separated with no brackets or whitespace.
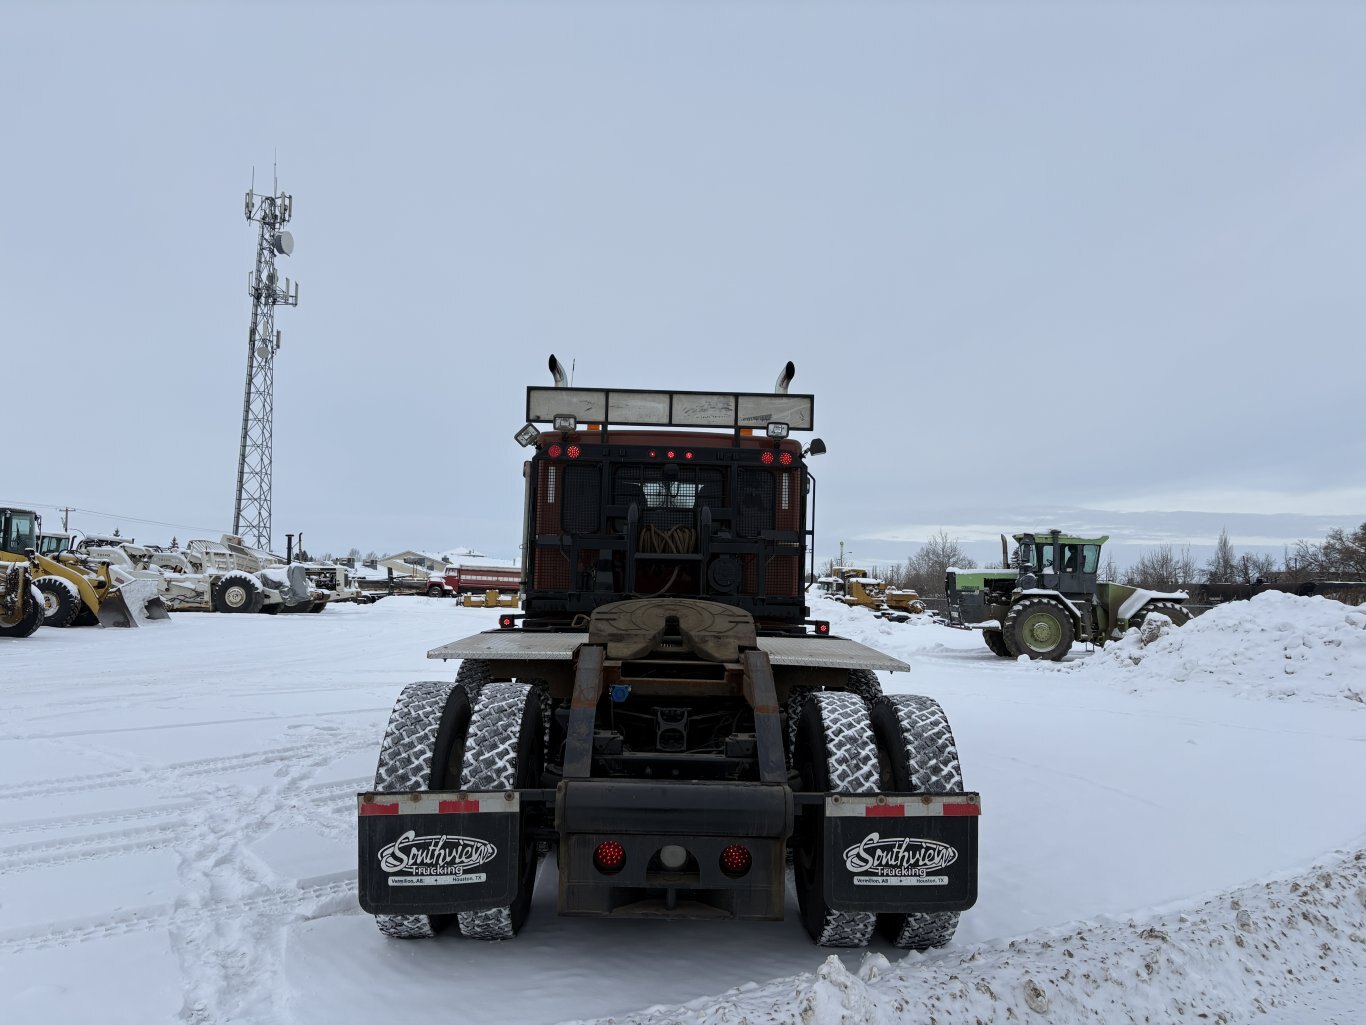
877,693,964,949
457,682,533,940
807,691,878,946
370,680,463,939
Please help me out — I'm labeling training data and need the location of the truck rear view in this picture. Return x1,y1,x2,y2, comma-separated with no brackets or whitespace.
357,357,980,948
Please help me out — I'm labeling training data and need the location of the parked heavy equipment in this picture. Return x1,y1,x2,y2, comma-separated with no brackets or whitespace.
83,536,322,614
0,559,43,638
357,357,980,950
0,508,166,627
946,530,1191,660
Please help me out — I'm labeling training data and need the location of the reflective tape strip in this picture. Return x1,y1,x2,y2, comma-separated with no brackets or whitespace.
357,792,518,816
825,794,982,818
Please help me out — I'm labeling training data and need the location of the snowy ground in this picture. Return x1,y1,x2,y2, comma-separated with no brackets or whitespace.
1,592,1364,1024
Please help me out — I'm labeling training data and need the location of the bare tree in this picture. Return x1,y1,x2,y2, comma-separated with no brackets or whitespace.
1203,528,1238,582
901,530,978,596
1128,545,1197,591
1321,523,1366,578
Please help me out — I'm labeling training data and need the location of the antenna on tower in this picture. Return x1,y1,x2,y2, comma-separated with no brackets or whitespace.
232,171,299,551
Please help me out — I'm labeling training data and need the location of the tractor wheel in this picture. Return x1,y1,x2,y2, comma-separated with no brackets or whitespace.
0,585,45,637
34,576,81,628
212,574,264,614
371,680,476,939
456,682,544,940
1136,600,1192,628
982,629,1011,657
870,695,965,949
1003,597,1074,661
792,692,879,947
426,584,444,597
845,668,884,705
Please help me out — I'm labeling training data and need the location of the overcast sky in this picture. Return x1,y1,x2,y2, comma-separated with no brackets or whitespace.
3,1,1362,567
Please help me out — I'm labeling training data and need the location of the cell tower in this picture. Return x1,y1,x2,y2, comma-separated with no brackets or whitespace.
233,175,299,551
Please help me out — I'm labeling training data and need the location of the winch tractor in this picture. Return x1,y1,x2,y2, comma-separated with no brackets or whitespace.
946,530,1191,660
357,357,980,949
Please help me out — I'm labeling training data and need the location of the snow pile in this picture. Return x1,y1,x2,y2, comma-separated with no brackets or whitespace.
569,845,1366,1025
1073,592,1366,703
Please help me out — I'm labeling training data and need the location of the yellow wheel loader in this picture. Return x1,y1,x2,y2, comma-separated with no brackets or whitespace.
1,508,169,627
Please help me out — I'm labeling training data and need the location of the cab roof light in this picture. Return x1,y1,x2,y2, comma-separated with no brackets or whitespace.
765,421,789,439
514,423,540,447
552,414,577,432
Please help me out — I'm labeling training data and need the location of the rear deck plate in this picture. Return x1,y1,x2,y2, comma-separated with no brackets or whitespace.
428,631,909,672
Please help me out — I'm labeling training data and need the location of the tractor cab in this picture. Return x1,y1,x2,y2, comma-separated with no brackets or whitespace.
1,508,40,556
1013,530,1107,599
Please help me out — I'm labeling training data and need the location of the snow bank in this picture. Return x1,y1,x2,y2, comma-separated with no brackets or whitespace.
1069,592,1366,704
568,845,1366,1025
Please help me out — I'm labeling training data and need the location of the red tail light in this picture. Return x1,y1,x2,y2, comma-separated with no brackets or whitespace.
684,451,693,460
566,445,581,459
778,451,793,466
760,451,775,465
546,443,563,458
719,844,751,877
666,450,676,459
594,840,626,874
813,620,830,635
498,614,516,629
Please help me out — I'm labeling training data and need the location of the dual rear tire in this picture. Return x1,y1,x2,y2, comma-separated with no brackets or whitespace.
791,690,964,950
371,666,544,941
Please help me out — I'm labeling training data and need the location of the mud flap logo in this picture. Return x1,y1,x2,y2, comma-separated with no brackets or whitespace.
843,833,957,886
379,831,498,886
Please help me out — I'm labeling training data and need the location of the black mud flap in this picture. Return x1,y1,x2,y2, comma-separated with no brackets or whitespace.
822,793,980,914
357,791,519,916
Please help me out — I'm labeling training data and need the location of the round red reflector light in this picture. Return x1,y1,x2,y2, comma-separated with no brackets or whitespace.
684,451,693,460
817,622,829,634
719,844,752,877
499,615,515,628
567,445,581,459
648,449,657,458
594,840,626,874
779,451,794,466
546,444,563,458
666,450,676,460
760,451,775,465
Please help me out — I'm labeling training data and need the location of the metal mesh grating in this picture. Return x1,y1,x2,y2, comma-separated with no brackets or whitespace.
561,464,602,536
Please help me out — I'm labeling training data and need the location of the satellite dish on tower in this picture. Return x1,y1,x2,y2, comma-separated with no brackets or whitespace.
271,231,294,256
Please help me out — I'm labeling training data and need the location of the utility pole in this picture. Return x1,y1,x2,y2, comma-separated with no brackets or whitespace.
61,507,72,531
233,169,299,551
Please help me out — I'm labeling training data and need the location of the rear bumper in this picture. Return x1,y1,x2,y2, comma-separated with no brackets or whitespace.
357,782,978,921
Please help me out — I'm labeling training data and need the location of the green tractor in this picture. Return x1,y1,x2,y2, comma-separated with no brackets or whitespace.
945,530,1191,661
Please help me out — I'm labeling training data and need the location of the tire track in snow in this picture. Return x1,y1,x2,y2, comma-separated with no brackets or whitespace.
0,741,373,801
0,876,357,955
167,726,359,1025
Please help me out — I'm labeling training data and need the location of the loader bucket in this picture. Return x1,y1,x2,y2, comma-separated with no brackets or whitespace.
96,581,171,628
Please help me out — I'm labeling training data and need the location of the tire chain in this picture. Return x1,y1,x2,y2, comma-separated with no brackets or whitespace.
878,693,964,949
457,682,533,940
809,691,879,946
370,680,462,939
